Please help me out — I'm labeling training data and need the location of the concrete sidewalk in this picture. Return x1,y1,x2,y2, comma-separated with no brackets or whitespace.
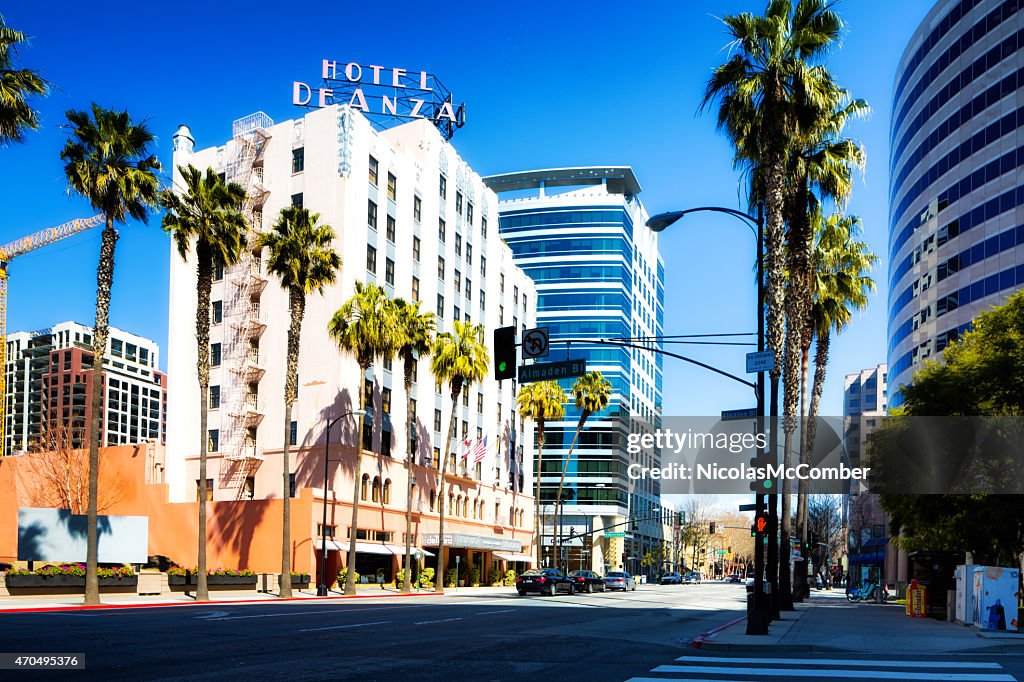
0,584,515,612
693,590,1024,653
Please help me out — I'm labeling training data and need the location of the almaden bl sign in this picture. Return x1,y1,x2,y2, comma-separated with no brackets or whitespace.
293,59,466,139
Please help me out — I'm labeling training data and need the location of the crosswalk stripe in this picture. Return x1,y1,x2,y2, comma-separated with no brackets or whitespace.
651,664,1015,681
675,656,1004,669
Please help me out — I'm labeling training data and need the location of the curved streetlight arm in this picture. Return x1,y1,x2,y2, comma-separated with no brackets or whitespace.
647,206,760,236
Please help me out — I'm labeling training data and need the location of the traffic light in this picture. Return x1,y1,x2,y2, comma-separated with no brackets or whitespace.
749,448,774,492
677,511,685,525
708,522,716,535
493,326,516,380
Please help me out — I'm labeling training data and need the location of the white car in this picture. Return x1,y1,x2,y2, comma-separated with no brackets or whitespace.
682,572,702,584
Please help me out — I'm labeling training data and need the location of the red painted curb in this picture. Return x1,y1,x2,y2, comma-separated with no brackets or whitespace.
691,615,746,648
0,591,438,614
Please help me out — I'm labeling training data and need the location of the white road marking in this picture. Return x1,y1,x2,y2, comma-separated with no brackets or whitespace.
207,602,436,620
676,656,1005,669
299,620,390,632
414,617,464,625
474,609,515,615
652,665,1015,681
194,610,230,620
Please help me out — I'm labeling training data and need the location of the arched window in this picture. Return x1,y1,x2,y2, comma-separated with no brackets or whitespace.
448,491,454,514
430,490,436,512
472,499,478,518
495,503,501,524
478,499,484,520
372,476,381,503
360,474,369,501
383,479,392,505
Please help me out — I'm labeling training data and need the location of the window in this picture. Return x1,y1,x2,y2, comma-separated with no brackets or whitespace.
386,215,396,242
514,285,519,303
462,420,469,439
522,293,527,310
242,476,255,500
208,429,219,452
210,343,221,367
366,245,377,272
361,474,370,501
439,174,446,199
364,379,374,409
291,147,305,173
465,279,472,300
385,258,395,286
455,192,463,215
367,200,378,230
369,155,379,186
465,243,472,265
289,473,296,498
500,273,505,292
481,216,487,238
436,294,444,317
454,269,461,293
466,202,474,224
437,256,445,279
479,290,485,308
289,420,297,446
209,385,220,409
372,476,381,502
477,393,484,413
412,236,421,262
463,391,470,407
413,195,422,221
196,478,213,502
383,479,392,504
411,277,420,302
454,305,460,321
382,387,392,414
438,218,446,243
383,355,392,371
455,234,462,256
381,429,391,458
387,172,397,201
480,256,486,276
211,300,223,324
291,193,303,209
430,490,436,511
499,305,504,324
214,264,224,281
434,409,442,431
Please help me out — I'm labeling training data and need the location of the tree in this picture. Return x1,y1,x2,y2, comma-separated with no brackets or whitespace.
329,280,397,596
0,17,47,146
553,371,611,555
61,103,160,606
806,495,843,574
160,164,248,601
392,298,436,593
259,206,341,598
26,425,125,514
702,0,846,606
516,380,566,566
429,320,489,591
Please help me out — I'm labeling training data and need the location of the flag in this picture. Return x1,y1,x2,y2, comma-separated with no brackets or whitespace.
461,438,472,459
472,436,488,463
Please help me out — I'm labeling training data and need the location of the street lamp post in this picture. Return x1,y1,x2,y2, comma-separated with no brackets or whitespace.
318,409,367,597
646,204,772,635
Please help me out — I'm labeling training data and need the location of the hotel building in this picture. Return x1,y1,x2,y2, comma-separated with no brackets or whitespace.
166,106,537,584
484,167,668,576
887,0,1024,404
3,321,166,456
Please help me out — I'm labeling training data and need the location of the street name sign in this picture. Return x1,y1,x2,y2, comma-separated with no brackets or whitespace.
721,407,758,421
738,503,758,512
604,531,626,538
518,358,586,383
521,327,550,359
745,350,775,373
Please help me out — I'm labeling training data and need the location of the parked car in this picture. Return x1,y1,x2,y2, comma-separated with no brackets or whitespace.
516,568,575,596
727,574,742,583
682,571,702,584
568,570,607,593
660,571,682,585
604,571,637,591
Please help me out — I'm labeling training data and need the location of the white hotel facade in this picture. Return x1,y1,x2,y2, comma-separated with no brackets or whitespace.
165,106,537,579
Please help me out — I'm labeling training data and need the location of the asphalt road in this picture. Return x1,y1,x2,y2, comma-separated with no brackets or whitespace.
2,582,748,681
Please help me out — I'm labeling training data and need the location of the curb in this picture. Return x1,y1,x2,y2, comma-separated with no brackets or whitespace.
0,590,436,614
691,615,746,648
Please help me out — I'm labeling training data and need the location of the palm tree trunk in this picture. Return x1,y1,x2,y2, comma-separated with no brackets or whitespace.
345,362,371,596
435,380,463,592
554,411,588,563
280,286,304,598
795,338,812,590
401,352,414,593
806,332,830,483
534,416,546,566
195,245,213,602
85,219,117,606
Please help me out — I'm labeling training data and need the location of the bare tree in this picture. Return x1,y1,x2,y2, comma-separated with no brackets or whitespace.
27,425,126,514
807,495,843,574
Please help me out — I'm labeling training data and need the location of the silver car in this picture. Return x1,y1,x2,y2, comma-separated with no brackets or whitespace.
604,571,637,591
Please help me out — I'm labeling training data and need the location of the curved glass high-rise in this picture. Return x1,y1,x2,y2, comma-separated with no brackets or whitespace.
887,0,1024,404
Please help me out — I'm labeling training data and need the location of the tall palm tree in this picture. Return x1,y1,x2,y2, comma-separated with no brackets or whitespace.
61,104,160,605
258,206,341,598
392,298,436,592
431,321,489,591
159,164,248,602
0,17,47,146
329,280,398,596
516,380,566,566
704,0,846,607
553,372,612,554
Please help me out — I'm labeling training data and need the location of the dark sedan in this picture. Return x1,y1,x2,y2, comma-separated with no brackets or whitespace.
516,568,575,596
660,571,682,585
568,570,607,593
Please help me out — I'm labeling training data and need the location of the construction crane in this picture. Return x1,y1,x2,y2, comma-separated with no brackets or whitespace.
0,215,104,454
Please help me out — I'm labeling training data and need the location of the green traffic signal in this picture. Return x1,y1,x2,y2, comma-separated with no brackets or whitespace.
763,480,773,489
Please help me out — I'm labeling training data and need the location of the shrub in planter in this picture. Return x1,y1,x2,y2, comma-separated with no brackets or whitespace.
166,566,257,585
5,563,136,587
335,567,359,589
418,567,435,589
504,569,517,587
445,568,458,588
394,568,410,588
291,572,310,585
469,568,481,586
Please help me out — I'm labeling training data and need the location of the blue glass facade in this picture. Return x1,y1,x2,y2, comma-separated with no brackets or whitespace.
887,0,1024,405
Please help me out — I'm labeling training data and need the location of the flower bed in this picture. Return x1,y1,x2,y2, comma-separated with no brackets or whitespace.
166,566,258,586
291,573,310,586
4,564,137,588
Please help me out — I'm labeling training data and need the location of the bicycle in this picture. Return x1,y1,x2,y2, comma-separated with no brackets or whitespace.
846,580,888,603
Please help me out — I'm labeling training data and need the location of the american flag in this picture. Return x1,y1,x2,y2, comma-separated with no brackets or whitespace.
471,436,489,463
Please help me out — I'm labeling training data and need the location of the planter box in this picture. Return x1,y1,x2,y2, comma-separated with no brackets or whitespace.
291,575,310,586
5,574,138,588
168,574,257,586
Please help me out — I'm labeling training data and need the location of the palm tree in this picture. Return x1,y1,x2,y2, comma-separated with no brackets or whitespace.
704,0,846,607
0,17,47,145
431,321,490,591
329,281,398,596
392,298,436,592
61,104,160,605
553,372,612,555
258,206,341,598
159,164,248,602
516,380,567,566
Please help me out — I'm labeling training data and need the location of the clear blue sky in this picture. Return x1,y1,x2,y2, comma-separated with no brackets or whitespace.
1,0,934,417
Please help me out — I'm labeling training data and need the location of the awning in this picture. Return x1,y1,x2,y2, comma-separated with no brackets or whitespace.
320,539,345,552
325,541,434,557
493,552,536,564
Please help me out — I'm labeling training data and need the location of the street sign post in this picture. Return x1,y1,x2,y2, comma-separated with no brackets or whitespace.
518,358,586,383
721,407,758,421
521,327,550,359
745,350,775,373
